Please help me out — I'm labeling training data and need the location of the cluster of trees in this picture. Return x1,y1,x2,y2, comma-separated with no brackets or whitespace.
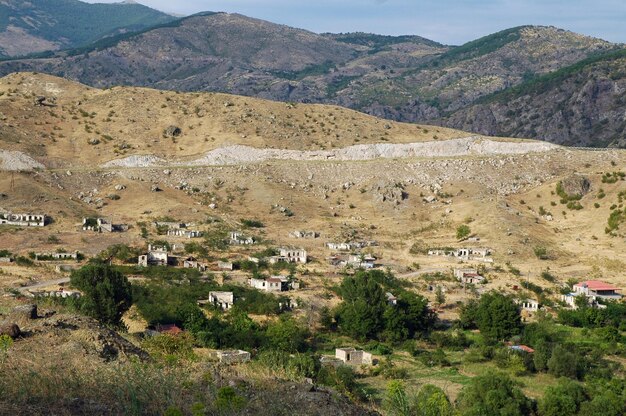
558,302,626,331
459,292,522,342
332,270,435,342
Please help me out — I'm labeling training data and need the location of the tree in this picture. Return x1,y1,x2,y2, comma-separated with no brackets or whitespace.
456,371,533,416
547,345,584,379
383,380,411,416
335,271,388,340
435,286,446,307
539,379,586,416
456,224,471,240
414,384,454,416
474,292,522,342
336,270,434,341
265,315,309,353
70,264,132,326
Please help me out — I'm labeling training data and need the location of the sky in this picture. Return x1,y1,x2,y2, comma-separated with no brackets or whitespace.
88,0,626,45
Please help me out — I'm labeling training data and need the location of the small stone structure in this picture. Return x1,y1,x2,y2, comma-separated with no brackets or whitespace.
268,248,307,264
229,231,255,245
335,348,373,365
217,261,234,271
290,230,319,239
249,276,296,292
217,350,251,364
82,217,127,233
202,291,234,310
138,244,175,267
0,213,46,227
35,251,79,260
454,268,485,284
167,229,203,238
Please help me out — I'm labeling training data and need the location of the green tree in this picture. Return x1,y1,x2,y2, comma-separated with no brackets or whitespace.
456,371,532,416
335,272,387,340
474,292,522,342
383,380,411,416
415,384,454,416
265,316,309,353
539,379,586,416
578,390,624,416
547,345,583,379
70,264,132,326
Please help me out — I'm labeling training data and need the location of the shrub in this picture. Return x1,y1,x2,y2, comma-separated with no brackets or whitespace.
456,224,471,240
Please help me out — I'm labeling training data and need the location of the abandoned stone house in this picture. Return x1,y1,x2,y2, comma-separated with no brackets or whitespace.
29,288,81,299
167,229,203,238
268,248,308,264
216,350,251,364
34,251,79,260
183,256,207,271
138,244,175,267
153,221,189,230
454,268,485,285
249,276,298,292
217,261,234,271
326,242,353,251
335,348,373,365
386,292,398,306
429,247,492,262
347,254,376,269
519,299,540,312
0,213,47,227
327,241,379,251
82,217,127,233
229,231,255,245
290,230,319,239
0,257,13,263
203,291,234,310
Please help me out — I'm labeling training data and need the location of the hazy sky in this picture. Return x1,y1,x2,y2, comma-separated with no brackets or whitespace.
88,1,626,45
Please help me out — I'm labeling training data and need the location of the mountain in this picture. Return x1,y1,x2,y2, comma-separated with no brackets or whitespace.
0,0,176,57
441,49,626,147
0,13,622,146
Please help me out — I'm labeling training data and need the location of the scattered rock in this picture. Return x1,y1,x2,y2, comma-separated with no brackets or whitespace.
11,304,37,320
0,323,20,338
88,138,100,145
151,185,161,192
164,125,182,138
373,182,408,206
560,174,591,197
114,184,126,191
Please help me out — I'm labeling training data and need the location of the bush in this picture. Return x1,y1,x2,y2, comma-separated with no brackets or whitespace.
456,371,532,416
456,224,471,240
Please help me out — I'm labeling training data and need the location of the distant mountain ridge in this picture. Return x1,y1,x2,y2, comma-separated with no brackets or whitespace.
0,0,176,57
0,9,624,147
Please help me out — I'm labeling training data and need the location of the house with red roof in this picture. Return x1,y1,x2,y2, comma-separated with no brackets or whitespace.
561,280,622,309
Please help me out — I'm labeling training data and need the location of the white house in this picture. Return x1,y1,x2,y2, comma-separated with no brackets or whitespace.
335,348,373,365
454,268,485,284
347,254,376,269
1,213,46,227
206,291,234,310
269,248,308,264
230,231,255,245
561,280,622,309
167,229,203,238
249,276,290,292
138,244,174,267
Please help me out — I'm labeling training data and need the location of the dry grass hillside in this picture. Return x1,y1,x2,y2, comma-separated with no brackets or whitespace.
0,73,467,169
0,73,625,296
